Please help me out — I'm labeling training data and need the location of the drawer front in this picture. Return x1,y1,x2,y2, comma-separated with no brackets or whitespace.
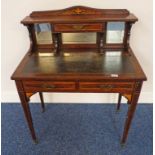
79,82,134,93
53,23,104,32
23,81,76,92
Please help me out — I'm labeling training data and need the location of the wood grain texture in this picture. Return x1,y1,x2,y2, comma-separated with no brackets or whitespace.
53,23,104,32
21,6,137,25
30,6,130,17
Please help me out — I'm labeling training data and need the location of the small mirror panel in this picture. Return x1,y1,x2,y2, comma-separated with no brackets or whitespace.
106,22,125,43
34,23,53,44
62,33,96,44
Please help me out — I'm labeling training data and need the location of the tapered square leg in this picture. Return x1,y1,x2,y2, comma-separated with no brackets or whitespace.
127,101,131,104
18,91,38,142
39,92,45,112
16,81,38,143
117,93,122,111
121,82,142,144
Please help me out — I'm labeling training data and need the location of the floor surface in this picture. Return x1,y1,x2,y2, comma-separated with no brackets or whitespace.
1,103,153,155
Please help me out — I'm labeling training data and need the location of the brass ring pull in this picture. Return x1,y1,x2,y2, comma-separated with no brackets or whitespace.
100,85,114,89
42,84,56,89
73,25,85,30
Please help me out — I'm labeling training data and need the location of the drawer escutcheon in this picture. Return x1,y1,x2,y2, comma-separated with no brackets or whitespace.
42,84,56,89
100,85,114,89
72,25,85,30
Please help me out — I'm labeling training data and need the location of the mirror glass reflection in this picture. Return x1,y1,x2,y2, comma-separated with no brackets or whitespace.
62,33,96,44
106,22,125,43
34,23,52,44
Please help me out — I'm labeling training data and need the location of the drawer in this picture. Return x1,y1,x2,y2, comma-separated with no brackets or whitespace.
79,82,134,93
23,81,76,92
53,23,104,32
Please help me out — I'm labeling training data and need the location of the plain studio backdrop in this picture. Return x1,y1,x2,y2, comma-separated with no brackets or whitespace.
1,0,153,103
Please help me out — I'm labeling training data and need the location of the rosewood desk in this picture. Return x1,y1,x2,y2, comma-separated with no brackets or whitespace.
11,6,147,144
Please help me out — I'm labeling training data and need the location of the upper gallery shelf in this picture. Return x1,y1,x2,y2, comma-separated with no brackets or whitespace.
21,6,138,24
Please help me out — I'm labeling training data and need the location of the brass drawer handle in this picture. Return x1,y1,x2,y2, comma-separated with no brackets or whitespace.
42,84,56,89
72,25,85,30
100,85,114,89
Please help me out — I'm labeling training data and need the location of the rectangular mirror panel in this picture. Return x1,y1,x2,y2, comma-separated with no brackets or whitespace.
34,23,53,44
106,22,125,43
62,33,96,44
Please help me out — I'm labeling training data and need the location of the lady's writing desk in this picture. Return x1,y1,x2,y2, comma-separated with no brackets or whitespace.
11,6,147,144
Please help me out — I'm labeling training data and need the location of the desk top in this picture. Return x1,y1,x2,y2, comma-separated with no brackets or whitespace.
11,48,146,81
